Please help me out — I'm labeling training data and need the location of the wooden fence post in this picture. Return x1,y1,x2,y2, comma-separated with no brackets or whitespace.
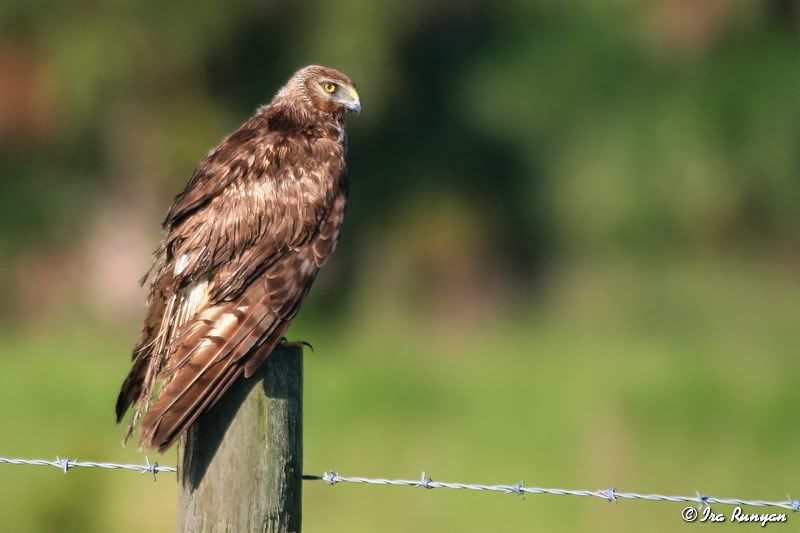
177,345,303,533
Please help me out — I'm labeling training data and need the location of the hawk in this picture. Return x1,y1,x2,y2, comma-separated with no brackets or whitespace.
115,65,361,452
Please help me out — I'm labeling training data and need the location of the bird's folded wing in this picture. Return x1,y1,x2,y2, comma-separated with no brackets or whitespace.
139,246,319,452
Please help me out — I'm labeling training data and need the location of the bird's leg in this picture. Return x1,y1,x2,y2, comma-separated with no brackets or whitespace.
279,337,314,352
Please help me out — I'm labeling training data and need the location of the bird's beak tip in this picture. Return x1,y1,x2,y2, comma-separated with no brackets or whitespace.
347,88,362,114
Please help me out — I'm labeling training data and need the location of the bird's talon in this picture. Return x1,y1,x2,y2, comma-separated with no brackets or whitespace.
279,338,313,352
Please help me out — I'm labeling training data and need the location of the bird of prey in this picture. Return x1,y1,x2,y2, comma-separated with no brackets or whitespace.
115,65,361,452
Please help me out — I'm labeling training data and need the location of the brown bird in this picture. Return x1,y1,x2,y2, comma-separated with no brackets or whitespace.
115,65,361,452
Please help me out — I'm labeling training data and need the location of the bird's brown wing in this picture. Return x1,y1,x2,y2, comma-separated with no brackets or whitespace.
140,192,345,452
139,261,302,452
115,119,278,437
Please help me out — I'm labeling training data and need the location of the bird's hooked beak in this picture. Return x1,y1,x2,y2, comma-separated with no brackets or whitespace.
344,87,362,114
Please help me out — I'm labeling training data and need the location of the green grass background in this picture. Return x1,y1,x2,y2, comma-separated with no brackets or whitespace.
1,257,796,532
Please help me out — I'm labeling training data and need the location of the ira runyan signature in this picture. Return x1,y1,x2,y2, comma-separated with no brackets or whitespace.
682,505,788,527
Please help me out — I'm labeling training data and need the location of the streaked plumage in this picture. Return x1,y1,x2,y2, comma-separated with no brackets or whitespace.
115,65,360,452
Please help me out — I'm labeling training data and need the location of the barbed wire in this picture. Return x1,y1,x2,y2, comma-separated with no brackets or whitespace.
304,471,800,512
0,456,175,480
1,456,797,512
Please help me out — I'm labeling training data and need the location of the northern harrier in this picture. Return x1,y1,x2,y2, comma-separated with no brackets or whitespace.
115,65,360,452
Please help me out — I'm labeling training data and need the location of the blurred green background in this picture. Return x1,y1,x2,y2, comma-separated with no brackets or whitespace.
1,0,799,531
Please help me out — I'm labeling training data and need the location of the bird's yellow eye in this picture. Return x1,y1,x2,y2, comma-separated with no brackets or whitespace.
323,82,337,94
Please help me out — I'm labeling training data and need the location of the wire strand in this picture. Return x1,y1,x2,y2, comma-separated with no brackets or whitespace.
1,456,797,512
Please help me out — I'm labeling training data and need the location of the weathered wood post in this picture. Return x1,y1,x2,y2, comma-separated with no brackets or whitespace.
177,345,303,533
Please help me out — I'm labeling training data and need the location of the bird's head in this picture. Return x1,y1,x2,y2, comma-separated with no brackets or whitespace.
278,65,361,116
